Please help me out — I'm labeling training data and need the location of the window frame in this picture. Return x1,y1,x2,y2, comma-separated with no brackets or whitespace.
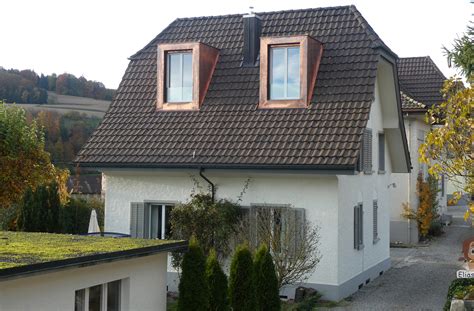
148,203,174,240
269,45,301,100
157,42,219,111
259,35,323,109
165,51,193,103
75,280,122,311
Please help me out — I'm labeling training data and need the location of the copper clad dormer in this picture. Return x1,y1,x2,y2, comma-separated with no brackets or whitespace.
259,35,323,109
157,42,219,111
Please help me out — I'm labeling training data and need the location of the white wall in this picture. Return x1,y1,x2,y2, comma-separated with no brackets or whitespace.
337,77,392,284
103,169,340,285
0,253,168,311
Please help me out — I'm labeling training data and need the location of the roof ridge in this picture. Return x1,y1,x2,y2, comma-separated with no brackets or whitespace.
170,5,354,21
129,5,358,60
348,5,398,58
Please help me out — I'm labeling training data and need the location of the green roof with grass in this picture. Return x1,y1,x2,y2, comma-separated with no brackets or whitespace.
0,231,186,272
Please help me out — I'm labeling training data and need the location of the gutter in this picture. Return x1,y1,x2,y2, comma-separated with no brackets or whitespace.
199,168,215,202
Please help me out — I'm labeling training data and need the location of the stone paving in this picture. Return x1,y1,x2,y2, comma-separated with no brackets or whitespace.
333,209,473,311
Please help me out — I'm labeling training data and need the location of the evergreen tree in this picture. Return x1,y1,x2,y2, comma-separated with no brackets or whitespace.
18,187,34,231
178,237,209,311
229,244,256,311
206,249,229,311
47,182,61,233
254,245,281,311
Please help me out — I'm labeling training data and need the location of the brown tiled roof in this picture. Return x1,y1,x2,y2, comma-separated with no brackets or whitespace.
76,6,398,169
397,56,446,111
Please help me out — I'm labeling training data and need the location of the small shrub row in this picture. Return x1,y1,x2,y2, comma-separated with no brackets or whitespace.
178,239,280,311
15,182,104,234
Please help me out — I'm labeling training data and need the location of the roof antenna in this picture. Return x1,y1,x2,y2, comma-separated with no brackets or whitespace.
246,4,255,16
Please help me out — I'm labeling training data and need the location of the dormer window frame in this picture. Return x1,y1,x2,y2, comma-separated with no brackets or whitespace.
259,35,323,109
157,42,219,111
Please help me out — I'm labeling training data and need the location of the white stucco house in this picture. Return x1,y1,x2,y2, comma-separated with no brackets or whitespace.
390,56,448,244
76,6,411,301
0,232,186,311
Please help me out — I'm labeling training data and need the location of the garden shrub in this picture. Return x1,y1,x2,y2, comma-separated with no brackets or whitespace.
206,249,229,311
444,278,474,311
17,182,62,233
178,237,209,311
254,244,280,311
170,193,240,268
229,244,256,311
60,196,104,234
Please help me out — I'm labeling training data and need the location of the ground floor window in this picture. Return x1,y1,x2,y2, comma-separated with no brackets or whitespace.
75,279,122,311
130,202,173,239
240,204,305,256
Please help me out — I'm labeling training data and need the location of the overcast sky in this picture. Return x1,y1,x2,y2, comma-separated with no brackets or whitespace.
1,0,471,89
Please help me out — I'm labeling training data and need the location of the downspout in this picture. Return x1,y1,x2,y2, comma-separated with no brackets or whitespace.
199,168,215,202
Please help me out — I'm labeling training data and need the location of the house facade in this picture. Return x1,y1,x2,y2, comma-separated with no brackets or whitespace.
390,56,448,244
77,6,410,301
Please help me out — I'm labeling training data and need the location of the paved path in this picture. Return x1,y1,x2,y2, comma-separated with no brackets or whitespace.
335,212,473,311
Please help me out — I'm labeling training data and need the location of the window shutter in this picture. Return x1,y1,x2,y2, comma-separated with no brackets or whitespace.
130,202,148,239
373,200,378,242
354,206,359,249
358,204,364,248
363,129,373,174
294,208,305,257
378,133,385,172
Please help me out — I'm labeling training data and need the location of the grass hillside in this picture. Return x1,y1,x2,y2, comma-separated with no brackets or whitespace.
14,91,110,117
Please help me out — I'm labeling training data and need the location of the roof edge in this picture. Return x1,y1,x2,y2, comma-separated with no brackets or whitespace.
0,240,187,282
74,162,356,173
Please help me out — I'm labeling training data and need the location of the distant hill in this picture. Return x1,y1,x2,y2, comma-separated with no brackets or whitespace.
0,67,115,105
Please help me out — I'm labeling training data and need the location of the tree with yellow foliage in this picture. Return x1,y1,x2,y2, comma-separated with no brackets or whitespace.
0,102,69,210
419,25,473,220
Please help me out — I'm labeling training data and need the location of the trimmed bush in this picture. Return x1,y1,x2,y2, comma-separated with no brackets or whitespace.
229,244,256,311
444,278,474,310
60,197,104,234
206,249,229,311
178,237,209,311
254,245,280,311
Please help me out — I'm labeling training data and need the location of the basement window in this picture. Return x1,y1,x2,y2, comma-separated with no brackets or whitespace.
157,42,219,111
259,35,323,109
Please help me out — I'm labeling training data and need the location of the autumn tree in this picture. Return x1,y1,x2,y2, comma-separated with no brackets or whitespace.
420,25,473,219
0,102,55,208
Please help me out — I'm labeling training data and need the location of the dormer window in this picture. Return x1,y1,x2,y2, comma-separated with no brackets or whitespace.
157,42,219,111
259,35,323,109
166,52,193,102
270,46,300,100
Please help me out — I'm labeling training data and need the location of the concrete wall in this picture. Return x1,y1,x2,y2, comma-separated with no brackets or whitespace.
0,253,168,311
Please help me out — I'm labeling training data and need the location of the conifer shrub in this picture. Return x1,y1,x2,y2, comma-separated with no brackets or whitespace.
254,244,281,311
178,237,209,311
228,244,256,311
206,249,229,311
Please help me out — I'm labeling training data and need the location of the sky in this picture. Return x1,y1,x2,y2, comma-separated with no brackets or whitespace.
1,0,471,89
